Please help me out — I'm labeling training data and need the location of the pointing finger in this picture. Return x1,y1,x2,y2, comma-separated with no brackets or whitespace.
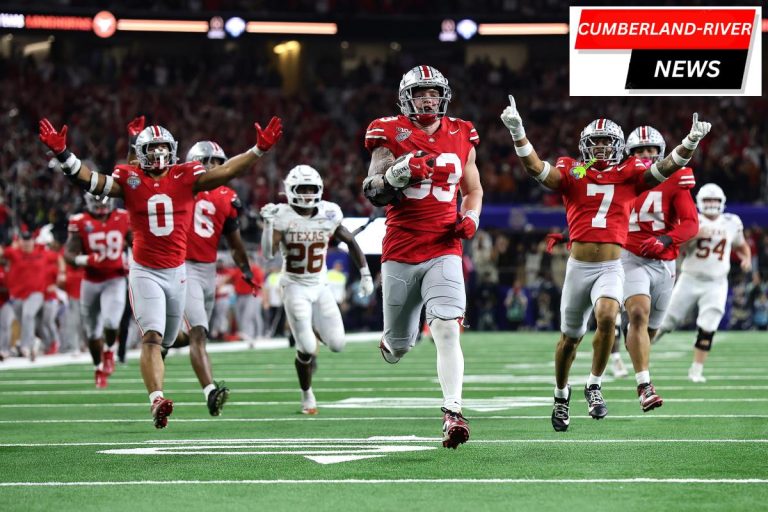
508,95,516,110
692,112,698,125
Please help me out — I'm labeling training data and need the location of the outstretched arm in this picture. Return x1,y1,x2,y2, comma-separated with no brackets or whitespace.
195,117,282,192
39,119,123,199
333,224,374,298
500,95,562,190
643,113,712,186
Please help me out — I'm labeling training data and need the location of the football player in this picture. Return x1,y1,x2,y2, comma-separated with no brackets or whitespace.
174,140,260,416
39,114,282,428
655,183,751,383
621,126,699,411
261,165,373,415
501,96,710,431
64,194,131,388
362,65,482,449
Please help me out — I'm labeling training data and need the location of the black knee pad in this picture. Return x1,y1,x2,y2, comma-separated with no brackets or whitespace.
694,328,715,351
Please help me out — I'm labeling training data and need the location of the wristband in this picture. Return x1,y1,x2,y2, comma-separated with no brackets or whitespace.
74,255,89,266
360,267,371,278
682,136,698,150
671,150,690,167
650,163,667,182
464,210,480,230
535,161,551,183
249,146,264,157
515,142,533,157
57,150,82,176
510,126,526,141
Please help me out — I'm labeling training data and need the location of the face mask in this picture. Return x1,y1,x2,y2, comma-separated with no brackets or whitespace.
152,147,170,169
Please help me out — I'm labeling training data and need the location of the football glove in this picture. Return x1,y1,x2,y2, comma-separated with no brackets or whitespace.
544,233,569,254
39,118,68,154
254,116,283,154
241,268,261,296
384,150,436,189
500,95,526,141
260,203,279,221
126,115,146,138
686,113,712,143
358,268,374,298
454,211,479,240
639,235,673,259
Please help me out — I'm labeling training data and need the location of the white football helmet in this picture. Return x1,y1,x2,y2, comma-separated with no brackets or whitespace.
625,125,666,162
696,183,726,216
578,118,625,166
84,193,114,217
398,65,452,125
185,140,227,167
135,125,178,172
284,165,323,208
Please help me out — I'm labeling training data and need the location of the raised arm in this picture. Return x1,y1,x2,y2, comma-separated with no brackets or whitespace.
643,113,712,186
500,95,562,190
333,224,374,298
194,117,282,192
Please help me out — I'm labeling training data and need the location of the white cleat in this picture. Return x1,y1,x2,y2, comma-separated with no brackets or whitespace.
688,368,707,383
611,357,629,379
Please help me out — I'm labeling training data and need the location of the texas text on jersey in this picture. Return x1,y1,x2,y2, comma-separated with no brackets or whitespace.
67,208,130,281
273,200,343,286
365,115,479,263
556,155,649,246
185,186,240,263
112,161,206,268
625,168,698,260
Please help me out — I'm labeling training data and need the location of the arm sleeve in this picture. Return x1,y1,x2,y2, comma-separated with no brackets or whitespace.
667,191,699,246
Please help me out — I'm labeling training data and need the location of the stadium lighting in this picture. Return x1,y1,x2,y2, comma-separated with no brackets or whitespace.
456,19,478,40
116,19,209,33
273,40,300,54
247,21,337,35
225,17,246,38
478,23,569,36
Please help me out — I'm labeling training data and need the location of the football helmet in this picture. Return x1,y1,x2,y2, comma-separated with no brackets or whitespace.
578,118,625,166
284,165,323,208
625,125,666,163
84,193,114,217
135,125,178,172
398,65,452,125
696,183,726,216
185,140,227,168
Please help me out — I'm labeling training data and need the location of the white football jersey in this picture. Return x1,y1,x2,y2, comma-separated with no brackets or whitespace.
273,201,343,286
680,213,745,279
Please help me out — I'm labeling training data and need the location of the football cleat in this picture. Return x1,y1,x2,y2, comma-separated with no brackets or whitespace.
551,385,571,432
150,397,174,429
102,351,115,376
610,356,628,379
688,367,707,383
44,340,60,355
207,381,230,417
94,369,108,389
301,389,318,415
584,384,608,419
379,339,400,364
441,407,470,449
637,382,663,412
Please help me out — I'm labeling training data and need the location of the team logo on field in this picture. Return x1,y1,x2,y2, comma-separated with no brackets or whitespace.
395,127,412,142
127,175,141,189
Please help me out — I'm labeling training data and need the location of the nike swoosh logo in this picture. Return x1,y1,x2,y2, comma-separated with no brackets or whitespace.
449,129,460,135
174,172,183,179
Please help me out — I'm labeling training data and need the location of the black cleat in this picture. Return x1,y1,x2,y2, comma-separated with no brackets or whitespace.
584,384,608,419
551,385,571,432
207,381,230,416
441,407,470,448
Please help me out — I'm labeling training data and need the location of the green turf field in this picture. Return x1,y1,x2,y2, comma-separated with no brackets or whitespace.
0,331,766,512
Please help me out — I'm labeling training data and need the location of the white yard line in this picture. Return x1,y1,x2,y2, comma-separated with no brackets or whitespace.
0,478,766,487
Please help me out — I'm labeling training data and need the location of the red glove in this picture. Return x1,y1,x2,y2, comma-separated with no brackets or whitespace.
127,115,146,137
545,233,566,254
454,211,479,240
639,235,672,259
255,116,283,152
407,150,437,182
242,269,261,297
39,118,68,154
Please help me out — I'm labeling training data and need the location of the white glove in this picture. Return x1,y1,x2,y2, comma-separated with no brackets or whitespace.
500,95,526,141
358,268,374,298
683,112,712,149
384,153,414,189
260,202,279,221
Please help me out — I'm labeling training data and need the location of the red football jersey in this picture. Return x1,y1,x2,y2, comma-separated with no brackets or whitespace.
112,162,206,268
3,246,55,299
42,247,60,301
364,115,479,263
65,264,84,299
625,168,699,260
556,156,650,245
68,208,131,282
233,263,264,296
185,186,239,263
0,266,8,306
